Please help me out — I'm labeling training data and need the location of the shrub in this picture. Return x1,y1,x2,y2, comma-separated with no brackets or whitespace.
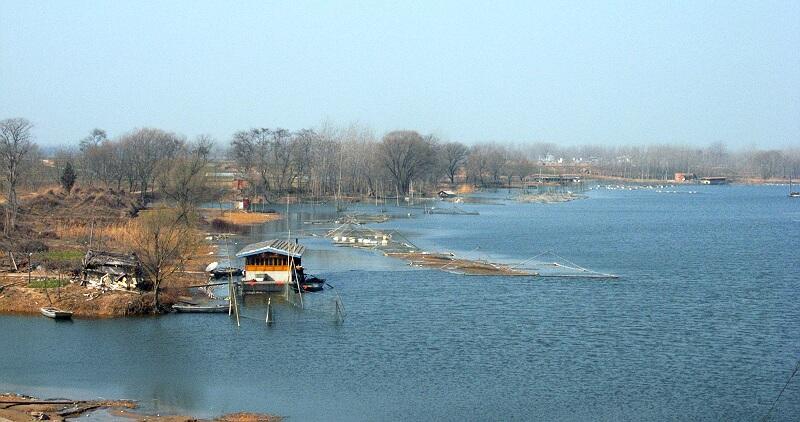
210,218,247,234
18,240,49,253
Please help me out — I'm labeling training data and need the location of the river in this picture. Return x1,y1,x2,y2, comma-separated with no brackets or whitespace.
2,184,798,421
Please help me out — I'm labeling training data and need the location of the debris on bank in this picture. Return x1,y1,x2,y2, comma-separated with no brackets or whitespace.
81,250,143,291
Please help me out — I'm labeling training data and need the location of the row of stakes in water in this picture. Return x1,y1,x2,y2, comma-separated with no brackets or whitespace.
332,235,390,246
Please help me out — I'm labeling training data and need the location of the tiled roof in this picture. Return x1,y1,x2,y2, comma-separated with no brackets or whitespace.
235,239,305,258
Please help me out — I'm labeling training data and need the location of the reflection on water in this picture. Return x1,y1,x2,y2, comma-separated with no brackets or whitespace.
2,185,799,421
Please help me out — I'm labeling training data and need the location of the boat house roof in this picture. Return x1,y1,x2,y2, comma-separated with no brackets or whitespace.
236,239,305,258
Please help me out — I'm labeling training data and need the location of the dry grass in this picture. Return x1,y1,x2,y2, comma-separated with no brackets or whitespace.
214,210,281,225
456,184,476,194
54,222,129,240
53,222,131,252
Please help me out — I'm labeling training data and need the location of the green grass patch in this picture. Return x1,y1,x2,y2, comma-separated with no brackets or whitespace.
40,249,84,263
28,278,69,289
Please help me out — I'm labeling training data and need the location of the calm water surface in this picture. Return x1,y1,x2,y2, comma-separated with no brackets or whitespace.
2,185,799,421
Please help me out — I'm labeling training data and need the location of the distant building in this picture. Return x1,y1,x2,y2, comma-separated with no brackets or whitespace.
234,198,251,210
674,172,696,182
438,190,456,198
206,172,236,180
699,177,727,185
540,153,555,163
233,178,248,190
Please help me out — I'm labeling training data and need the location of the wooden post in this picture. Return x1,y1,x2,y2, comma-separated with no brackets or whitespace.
8,251,17,272
223,234,240,326
88,220,94,250
265,297,273,325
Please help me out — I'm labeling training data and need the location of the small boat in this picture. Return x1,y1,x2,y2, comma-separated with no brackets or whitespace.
206,261,243,278
40,307,73,319
172,303,229,313
210,267,243,278
790,178,800,198
293,276,325,292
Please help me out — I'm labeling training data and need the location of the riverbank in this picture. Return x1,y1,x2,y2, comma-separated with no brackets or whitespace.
0,393,281,421
0,280,165,317
0,236,214,318
586,174,792,185
0,192,279,318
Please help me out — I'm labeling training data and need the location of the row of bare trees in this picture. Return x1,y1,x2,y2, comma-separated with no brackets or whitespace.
5,118,800,216
225,125,799,198
42,128,216,207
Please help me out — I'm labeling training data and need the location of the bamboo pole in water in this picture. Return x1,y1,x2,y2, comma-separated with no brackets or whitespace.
265,297,273,325
223,234,240,326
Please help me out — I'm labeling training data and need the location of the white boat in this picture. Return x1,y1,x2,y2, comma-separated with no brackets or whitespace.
172,303,229,313
40,307,73,319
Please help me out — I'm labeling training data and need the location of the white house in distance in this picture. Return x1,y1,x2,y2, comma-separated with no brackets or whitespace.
236,239,305,294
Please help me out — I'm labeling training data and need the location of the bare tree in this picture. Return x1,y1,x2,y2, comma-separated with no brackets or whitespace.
507,156,533,186
270,128,295,194
379,130,435,194
251,128,275,198
292,128,318,194
466,144,489,185
119,128,182,201
485,144,508,185
159,135,213,220
0,118,35,235
127,208,203,311
78,128,108,186
441,141,469,184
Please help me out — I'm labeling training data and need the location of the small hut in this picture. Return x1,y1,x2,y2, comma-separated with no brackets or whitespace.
236,239,305,294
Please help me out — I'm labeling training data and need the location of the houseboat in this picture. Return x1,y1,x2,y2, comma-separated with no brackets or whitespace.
236,239,305,294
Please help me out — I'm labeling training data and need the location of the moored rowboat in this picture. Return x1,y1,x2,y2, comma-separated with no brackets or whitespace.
40,307,73,319
172,303,229,313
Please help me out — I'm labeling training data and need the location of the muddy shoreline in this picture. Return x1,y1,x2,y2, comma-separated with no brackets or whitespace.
0,393,281,421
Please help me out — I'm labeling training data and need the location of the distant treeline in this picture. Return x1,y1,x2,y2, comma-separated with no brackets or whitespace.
5,118,800,207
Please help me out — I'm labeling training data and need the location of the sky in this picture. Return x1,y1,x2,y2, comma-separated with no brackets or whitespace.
1,1,798,148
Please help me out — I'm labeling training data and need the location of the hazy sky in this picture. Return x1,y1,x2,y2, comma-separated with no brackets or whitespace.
1,1,798,148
